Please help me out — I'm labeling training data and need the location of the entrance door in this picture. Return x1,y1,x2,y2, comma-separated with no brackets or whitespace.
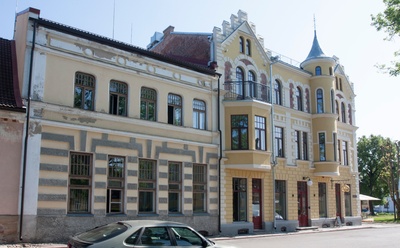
297,181,309,227
252,179,262,229
335,183,342,218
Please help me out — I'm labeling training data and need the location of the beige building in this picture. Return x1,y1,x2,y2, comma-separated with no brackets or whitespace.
149,10,360,235
8,8,220,243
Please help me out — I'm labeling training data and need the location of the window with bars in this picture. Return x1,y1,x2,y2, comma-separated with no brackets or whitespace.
109,81,127,116
107,156,125,214
74,72,95,111
231,115,248,150
138,159,156,213
193,164,207,213
255,116,266,150
140,87,157,121
168,94,182,126
168,162,182,213
69,152,92,213
193,99,206,130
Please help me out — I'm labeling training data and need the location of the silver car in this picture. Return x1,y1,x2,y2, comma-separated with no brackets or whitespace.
67,220,227,247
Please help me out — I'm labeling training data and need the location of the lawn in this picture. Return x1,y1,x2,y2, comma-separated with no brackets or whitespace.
369,213,400,223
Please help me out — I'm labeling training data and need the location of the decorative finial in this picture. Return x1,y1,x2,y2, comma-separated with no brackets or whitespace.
313,14,316,34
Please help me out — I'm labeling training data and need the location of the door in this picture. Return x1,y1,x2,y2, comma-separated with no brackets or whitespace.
297,181,309,227
252,179,262,229
335,183,342,218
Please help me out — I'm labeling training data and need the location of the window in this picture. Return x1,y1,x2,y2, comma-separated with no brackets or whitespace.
331,89,335,114
295,130,301,159
107,156,124,213
338,140,342,163
170,227,204,246
233,178,247,221
319,132,326,161
168,162,182,213
335,77,339,89
275,126,284,157
255,116,266,150
344,184,352,216
296,87,303,111
318,183,327,217
138,159,156,213
341,102,346,123
333,133,338,162
317,89,324,113
69,152,92,213
74,72,95,111
231,115,248,150
343,141,348,165
140,87,157,121
339,78,343,91
193,164,207,213
109,81,127,116
239,36,244,53
336,100,340,121
348,105,353,125
275,180,286,220
139,227,172,246
168,93,182,126
247,71,256,98
302,132,309,160
236,67,244,96
245,39,251,56
329,67,333,75
315,66,322,75
193,99,206,130
274,80,282,105
248,71,255,82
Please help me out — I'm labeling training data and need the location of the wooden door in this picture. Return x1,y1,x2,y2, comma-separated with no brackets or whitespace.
298,181,309,227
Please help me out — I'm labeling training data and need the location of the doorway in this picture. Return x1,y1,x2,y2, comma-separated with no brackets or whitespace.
335,183,342,218
298,181,309,227
252,179,262,229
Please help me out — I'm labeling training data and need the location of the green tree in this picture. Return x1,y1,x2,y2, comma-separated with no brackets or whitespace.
357,135,389,214
371,0,400,76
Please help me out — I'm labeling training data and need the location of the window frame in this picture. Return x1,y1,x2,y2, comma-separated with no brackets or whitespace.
315,66,322,75
343,141,348,165
318,182,327,217
302,132,309,160
319,132,326,161
109,80,128,116
193,99,206,130
193,164,207,213
245,39,251,56
107,156,125,214
168,162,182,214
295,130,301,159
239,36,244,53
231,115,249,150
275,180,287,220
68,152,92,214
140,87,157,121
233,178,247,221
255,116,266,151
341,102,346,123
274,80,282,105
316,89,324,113
275,126,284,157
168,93,182,126
138,159,157,213
296,86,303,111
74,72,95,111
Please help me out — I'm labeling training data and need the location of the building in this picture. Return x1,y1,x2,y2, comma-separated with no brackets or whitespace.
5,7,220,243
0,38,25,243
149,10,360,235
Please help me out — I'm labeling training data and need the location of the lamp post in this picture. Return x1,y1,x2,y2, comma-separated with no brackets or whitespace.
270,55,280,232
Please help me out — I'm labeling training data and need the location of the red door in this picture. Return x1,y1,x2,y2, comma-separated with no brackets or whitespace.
298,181,309,227
252,179,262,229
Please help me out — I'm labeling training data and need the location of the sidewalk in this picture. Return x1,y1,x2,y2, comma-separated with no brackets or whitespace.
0,222,395,248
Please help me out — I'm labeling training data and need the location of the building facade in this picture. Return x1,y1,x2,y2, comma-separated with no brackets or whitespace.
149,10,360,235
7,8,220,243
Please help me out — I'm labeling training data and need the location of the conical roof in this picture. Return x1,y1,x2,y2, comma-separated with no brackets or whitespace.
304,30,326,60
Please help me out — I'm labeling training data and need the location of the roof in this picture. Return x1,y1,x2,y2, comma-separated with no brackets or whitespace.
0,38,24,112
32,17,217,76
304,30,327,61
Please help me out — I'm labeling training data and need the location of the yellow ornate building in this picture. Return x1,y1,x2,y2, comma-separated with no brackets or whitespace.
150,10,360,235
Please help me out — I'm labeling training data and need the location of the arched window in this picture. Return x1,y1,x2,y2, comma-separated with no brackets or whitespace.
140,87,157,121
330,89,335,114
336,100,339,121
316,89,324,113
335,77,339,89
296,87,303,111
274,80,282,105
248,71,255,82
245,39,251,56
236,67,244,97
341,102,346,123
247,71,256,98
239,36,244,53
109,80,127,116
74,72,95,111
348,104,353,125
168,93,182,126
339,78,343,91
193,99,206,130
315,66,322,76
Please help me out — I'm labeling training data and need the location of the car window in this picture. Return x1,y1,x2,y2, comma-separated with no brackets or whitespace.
125,229,141,245
76,223,128,243
139,227,172,246
170,227,203,246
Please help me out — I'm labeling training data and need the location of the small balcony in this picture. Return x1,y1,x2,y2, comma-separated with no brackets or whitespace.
224,81,270,103
313,161,340,177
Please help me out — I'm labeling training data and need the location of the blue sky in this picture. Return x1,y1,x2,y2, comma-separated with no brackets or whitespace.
1,0,399,140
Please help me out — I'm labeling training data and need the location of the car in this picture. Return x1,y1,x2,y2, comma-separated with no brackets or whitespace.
67,220,231,248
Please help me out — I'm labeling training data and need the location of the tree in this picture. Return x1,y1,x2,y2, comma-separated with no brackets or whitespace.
371,0,400,76
357,135,389,214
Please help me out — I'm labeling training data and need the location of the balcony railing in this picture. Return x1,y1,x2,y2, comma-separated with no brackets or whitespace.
223,81,271,103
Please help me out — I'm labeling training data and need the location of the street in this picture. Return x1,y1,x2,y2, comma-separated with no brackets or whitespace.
213,224,400,248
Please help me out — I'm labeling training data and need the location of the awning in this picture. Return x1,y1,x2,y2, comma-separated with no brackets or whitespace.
360,194,380,201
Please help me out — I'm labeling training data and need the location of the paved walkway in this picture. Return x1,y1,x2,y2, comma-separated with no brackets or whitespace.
1,222,396,248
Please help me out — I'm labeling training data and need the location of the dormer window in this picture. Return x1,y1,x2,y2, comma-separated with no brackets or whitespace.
315,66,322,76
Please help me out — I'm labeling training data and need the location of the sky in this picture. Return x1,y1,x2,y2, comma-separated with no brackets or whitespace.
1,0,399,141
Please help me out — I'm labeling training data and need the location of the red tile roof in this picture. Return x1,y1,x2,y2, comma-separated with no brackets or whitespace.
0,38,24,111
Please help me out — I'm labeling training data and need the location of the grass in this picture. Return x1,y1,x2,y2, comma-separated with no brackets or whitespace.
369,213,400,223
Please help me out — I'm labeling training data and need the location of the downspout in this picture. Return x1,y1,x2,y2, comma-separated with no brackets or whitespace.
19,19,36,240
217,74,222,233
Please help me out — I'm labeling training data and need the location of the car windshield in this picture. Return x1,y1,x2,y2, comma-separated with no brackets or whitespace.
77,222,128,243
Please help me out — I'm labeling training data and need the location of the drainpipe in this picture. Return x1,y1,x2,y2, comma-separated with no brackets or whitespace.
19,19,36,240
216,74,222,233
269,56,279,232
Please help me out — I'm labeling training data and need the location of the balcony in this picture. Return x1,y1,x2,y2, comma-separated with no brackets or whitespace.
224,81,270,103
314,161,340,177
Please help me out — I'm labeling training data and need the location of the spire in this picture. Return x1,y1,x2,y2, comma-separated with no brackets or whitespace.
304,16,326,61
